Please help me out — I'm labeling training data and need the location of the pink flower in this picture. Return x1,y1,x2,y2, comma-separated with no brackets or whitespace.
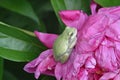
99,69,120,80
24,2,120,80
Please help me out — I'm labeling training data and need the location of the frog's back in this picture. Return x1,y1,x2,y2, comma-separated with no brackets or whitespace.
53,36,68,58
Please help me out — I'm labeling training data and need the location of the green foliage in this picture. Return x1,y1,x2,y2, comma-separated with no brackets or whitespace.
64,0,91,13
0,0,46,32
3,70,18,80
94,0,120,7
0,22,46,62
0,0,39,24
40,75,56,80
0,58,3,80
51,0,66,32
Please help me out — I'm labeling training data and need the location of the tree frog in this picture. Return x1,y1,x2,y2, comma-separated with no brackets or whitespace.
53,27,77,63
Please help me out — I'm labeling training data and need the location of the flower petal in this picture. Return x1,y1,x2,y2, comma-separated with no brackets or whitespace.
114,73,120,80
99,70,119,80
106,20,120,42
55,60,75,80
76,14,108,53
55,50,76,80
59,10,88,30
114,42,120,67
55,50,91,80
78,69,88,80
24,50,51,73
88,74,101,80
90,1,97,15
34,31,58,48
55,63,62,80
88,67,102,80
85,57,96,69
95,43,118,71
24,49,56,79
98,6,120,17
74,53,92,71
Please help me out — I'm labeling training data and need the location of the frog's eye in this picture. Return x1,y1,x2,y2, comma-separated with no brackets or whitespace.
68,32,73,36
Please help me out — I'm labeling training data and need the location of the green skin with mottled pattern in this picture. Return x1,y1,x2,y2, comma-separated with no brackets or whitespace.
53,27,77,63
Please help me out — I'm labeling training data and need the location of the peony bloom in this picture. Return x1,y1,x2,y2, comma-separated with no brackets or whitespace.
24,2,120,80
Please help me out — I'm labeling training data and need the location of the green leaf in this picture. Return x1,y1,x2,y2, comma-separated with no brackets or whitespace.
0,0,47,32
51,0,66,33
3,70,18,80
0,47,38,62
94,0,120,7
0,58,3,80
0,22,46,62
51,0,90,33
0,0,39,24
39,75,56,80
64,0,90,13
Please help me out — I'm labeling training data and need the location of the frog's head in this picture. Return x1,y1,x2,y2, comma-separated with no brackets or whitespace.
63,27,77,40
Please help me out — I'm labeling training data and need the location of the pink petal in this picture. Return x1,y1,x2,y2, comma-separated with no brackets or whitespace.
87,66,103,80
109,7,120,17
99,70,119,80
24,49,56,79
106,20,120,42
59,10,88,30
90,1,97,15
24,50,51,73
55,50,91,80
76,14,108,53
34,31,58,48
55,63,62,80
55,50,76,80
85,57,96,69
95,42,118,71
78,69,88,80
55,60,75,80
81,14,108,39
114,73,120,80
76,34,103,53
98,6,120,17
114,42,120,67
74,53,92,71
88,74,101,80
24,58,38,73
35,53,56,79
99,72,116,80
